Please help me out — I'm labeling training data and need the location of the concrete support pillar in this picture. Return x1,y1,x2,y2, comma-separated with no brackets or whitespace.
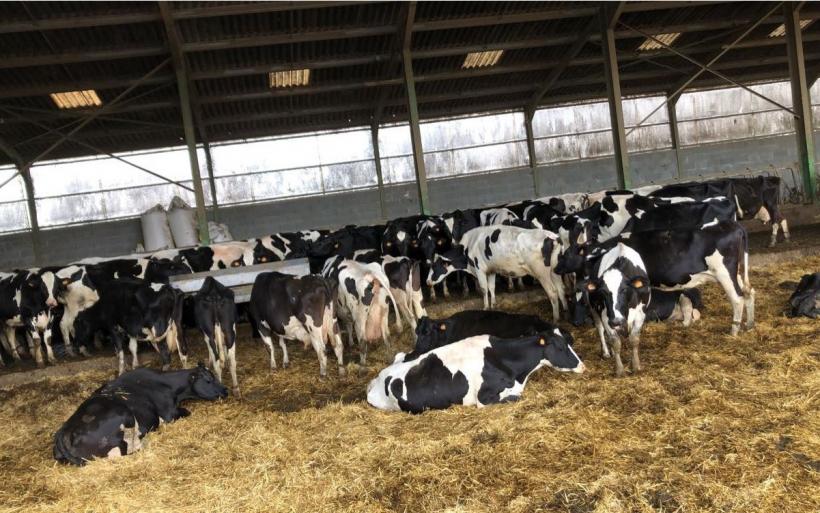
20,166,42,266
784,2,818,203
203,142,219,221
525,108,540,198
402,47,430,215
667,97,684,180
371,124,388,221
600,9,631,190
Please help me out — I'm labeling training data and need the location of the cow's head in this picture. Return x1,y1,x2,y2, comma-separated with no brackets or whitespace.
144,257,192,284
413,316,451,354
427,246,469,286
52,266,91,303
253,238,279,264
20,272,52,314
589,267,650,335
536,330,585,373
310,232,354,259
188,363,229,400
555,242,588,276
382,226,409,257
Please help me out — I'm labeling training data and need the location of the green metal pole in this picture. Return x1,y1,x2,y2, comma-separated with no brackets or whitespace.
783,2,817,203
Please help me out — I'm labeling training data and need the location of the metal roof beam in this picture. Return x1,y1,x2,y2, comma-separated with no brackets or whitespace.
411,7,598,32
0,11,160,34
0,73,175,100
170,2,368,19
189,53,392,80
180,25,398,53
0,46,167,70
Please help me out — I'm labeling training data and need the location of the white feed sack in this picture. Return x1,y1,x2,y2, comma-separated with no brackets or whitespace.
140,204,174,251
167,196,199,248
209,221,234,243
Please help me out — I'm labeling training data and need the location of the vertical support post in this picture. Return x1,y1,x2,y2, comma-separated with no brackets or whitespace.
524,108,540,198
784,2,817,203
403,48,430,215
667,97,684,181
203,142,219,221
20,166,42,266
600,8,631,190
160,2,210,244
371,123,388,221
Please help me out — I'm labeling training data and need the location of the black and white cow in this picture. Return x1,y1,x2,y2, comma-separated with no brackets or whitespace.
576,243,651,377
427,226,566,320
786,272,820,318
620,197,737,236
382,216,427,258
321,256,400,364
250,230,324,263
730,176,787,246
178,242,254,271
53,365,227,465
193,277,239,396
479,207,519,227
366,331,584,413
76,277,187,375
649,179,736,204
308,225,384,273
248,272,344,377
0,270,53,366
409,310,558,361
44,265,101,357
595,193,669,242
381,255,426,330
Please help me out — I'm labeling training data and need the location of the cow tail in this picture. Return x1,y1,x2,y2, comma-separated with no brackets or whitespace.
739,226,750,291
215,321,226,365
53,428,84,466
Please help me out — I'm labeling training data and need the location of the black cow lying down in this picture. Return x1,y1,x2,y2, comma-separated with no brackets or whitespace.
366,332,585,413
53,365,227,465
408,310,558,361
787,273,820,318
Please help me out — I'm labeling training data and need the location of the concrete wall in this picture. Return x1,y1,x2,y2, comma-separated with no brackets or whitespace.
1,129,818,270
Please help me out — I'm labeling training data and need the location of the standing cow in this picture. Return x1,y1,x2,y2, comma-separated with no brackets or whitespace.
193,277,239,396
427,226,566,320
0,270,53,366
248,272,345,378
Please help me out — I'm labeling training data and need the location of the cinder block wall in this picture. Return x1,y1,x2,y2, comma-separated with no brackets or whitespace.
1,130,817,270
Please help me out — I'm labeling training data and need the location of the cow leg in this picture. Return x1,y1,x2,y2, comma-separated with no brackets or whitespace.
309,330,329,378
629,331,642,373
429,283,437,302
442,280,450,298
27,332,44,368
59,313,74,354
781,219,790,242
225,343,240,397
381,312,393,363
461,273,470,297
475,272,490,309
506,276,514,292
277,335,289,369
112,332,126,376
4,327,22,361
742,284,756,331
609,332,625,378
487,274,498,308
590,310,611,359
535,273,561,322
768,222,780,247
157,340,172,372
258,326,278,371
331,332,345,376
679,295,694,328
128,337,140,369
42,326,56,364
202,331,221,381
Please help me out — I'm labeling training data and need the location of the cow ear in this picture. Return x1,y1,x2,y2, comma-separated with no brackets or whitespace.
631,278,645,288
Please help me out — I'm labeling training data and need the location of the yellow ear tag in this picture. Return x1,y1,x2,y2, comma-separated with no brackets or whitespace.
62,279,70,286
586,282,596,291
439,323,446,331
539,338,545,346
260,256,267,262
633,279,643,288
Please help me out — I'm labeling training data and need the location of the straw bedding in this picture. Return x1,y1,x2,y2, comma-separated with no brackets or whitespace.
0,255,818,513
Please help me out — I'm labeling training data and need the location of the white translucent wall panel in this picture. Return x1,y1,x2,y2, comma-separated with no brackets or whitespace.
421,112,524,152
531,95,671,164
0,166,29,232
676,81,797,146
31,147,206,197
810,77,819,129
34,180,210,227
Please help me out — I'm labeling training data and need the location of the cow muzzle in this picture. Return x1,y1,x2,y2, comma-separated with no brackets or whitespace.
46,298,58,308
574,361,586,374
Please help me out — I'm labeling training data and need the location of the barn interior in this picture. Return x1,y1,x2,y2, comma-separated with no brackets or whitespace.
0,2,818,512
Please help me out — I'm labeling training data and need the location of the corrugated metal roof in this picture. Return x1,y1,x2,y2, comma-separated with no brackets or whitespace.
0,0,818,165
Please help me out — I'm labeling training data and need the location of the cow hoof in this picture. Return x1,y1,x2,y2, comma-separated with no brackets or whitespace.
36,361,45,369
601,353,611,360
338,366,347,377
232,388,242,399
282,362,289,369
357,366,369,377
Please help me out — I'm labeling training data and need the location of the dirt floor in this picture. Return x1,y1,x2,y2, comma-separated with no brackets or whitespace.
1,253,819,512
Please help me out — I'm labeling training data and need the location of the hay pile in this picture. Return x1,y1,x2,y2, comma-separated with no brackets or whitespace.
0,255,818,513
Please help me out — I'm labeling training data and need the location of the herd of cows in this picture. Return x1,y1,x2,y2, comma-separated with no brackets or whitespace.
0,173,816,464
